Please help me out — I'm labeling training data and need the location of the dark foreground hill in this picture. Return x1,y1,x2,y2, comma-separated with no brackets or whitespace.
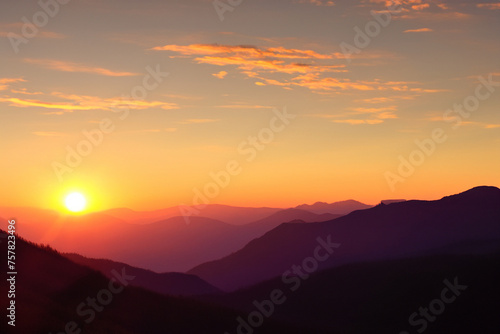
202,252,500,333
0,230,321,334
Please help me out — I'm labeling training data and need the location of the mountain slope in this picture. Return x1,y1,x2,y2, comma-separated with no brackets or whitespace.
189,186,500,291
64,253,221,296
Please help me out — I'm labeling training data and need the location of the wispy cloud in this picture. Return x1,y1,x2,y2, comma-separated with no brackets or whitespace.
477,3,500,10
212,71,228,79
411,3,430,11
368,0,471,20
0,97,98,111
217,104,272,109
151,43,355,92
151,44,341,60
294,0,335,6
0,23,65,39
404,28,433,33
357,96,416,104
255,74,443,93
0,77,26,90
0,78,26,84
0,90,178,113
163,94,204,101
332,119,384,125
123,128,178,134
426,116,500,129
351,106,398,119
312,104,399,125
23,58,140,77
151,43,442,95
10,88,43,95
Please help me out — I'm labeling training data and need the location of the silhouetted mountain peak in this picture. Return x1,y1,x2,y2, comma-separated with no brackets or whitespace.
443,186,500,199
435,186,500,208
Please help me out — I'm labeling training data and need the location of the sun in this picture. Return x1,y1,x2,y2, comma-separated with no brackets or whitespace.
64,192,87,212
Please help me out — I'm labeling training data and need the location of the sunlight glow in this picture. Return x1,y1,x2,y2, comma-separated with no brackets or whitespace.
64,192,87,212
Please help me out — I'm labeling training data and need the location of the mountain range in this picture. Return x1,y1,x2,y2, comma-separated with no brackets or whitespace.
1,186,499,333
189,186,500,290
0,201,367,272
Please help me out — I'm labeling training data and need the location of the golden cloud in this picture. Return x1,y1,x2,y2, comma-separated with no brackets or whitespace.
403,28,433,33
332,119,384,125
0,89,178,113
212,71,228,79
0,77,26,90
24,59,140,77
151,44,342,60
152,43,444,97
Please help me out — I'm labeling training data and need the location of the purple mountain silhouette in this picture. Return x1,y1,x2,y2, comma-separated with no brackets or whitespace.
189,186,500,291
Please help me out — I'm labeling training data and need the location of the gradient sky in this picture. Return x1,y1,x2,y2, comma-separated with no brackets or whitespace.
1,0,499,212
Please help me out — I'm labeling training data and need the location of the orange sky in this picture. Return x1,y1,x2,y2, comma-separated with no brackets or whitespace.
1,0,499,213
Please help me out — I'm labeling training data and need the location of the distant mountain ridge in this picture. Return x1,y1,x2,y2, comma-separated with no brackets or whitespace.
101,201,370,225
101,204,282,225
0,206,344,272
295,199,372,215
243,208,342,233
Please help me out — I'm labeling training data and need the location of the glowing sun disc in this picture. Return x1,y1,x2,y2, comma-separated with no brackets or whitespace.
65,192,87,212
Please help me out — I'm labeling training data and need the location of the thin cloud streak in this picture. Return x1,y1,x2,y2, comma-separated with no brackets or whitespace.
0,92,178,113
403,28,433,33
24,59,140,77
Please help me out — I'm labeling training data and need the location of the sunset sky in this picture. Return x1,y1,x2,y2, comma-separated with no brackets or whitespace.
1,0,499,212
